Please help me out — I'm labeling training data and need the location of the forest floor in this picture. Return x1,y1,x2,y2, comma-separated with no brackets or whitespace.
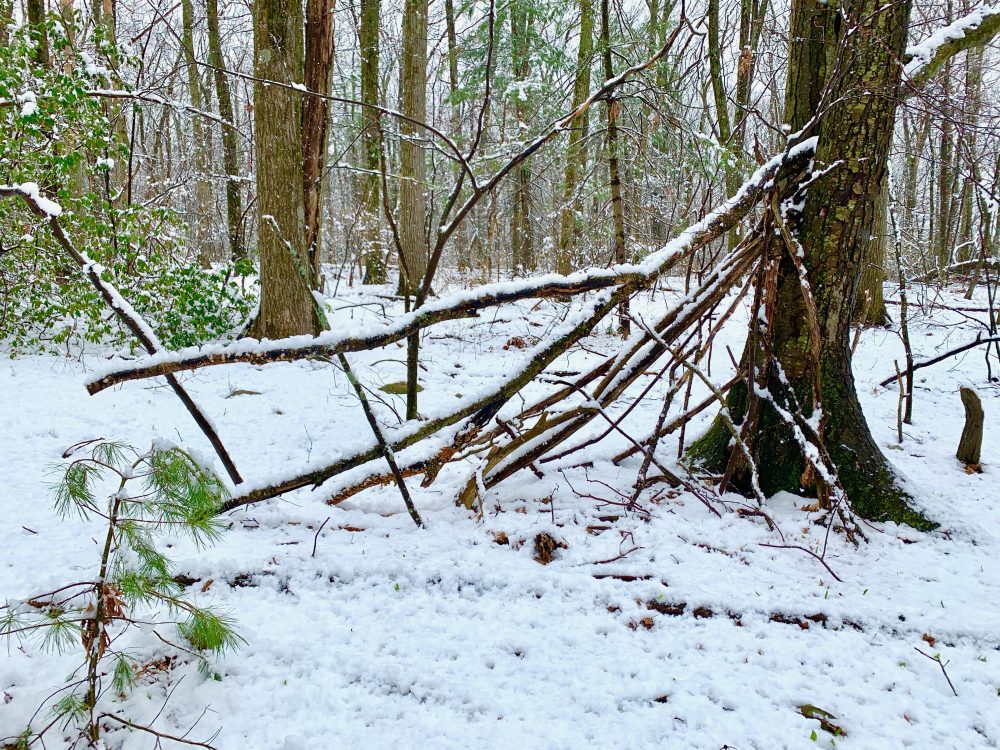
1,278,998,749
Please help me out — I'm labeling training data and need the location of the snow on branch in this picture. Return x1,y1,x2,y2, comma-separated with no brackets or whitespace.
0,185,244,486
904,4,1000,88
85,137,818,395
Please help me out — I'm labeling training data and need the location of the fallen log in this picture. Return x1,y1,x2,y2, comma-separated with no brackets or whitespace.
84,138,816,396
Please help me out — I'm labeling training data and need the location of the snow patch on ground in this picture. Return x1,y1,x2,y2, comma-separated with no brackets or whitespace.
1,281,998,749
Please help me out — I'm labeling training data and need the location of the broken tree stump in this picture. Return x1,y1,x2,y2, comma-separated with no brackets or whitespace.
956,387,984,467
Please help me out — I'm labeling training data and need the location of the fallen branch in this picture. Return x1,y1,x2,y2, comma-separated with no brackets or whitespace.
914,647,959,696
333,354,424,528
878,335,1000,387
85,138,816,394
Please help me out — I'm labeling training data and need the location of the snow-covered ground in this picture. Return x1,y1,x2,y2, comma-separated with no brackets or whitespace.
2,280,998,749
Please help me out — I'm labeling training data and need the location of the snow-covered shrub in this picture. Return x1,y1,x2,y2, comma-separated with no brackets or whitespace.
0,440,242,747
0,21,255,355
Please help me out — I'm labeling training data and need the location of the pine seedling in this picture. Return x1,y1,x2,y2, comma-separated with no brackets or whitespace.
1,440,242,747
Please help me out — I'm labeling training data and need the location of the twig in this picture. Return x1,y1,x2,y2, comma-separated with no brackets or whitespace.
759,543,843,582
311,517,330,557
878,335,1000,387
333,355,424,528
914,647,958,696
97,713,218,748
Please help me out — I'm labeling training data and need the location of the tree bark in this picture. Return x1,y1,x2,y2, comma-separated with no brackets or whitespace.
557,0,594,275
249,0,321,339
707,0,734,195
180,0,215,266
0,0,13,46
601,0,627,332
956,36,982,262
359,0,384,283
690,0,933,528
510,0,534,272
956,387,983,465
398,0,430,295
303,0,336,286
443,0,470,273
856,173,889,326
733,0,768,151
27,0,50,68
206,0,245,262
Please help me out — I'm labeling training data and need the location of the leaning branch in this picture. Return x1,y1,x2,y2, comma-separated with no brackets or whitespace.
878,334,1000,387
0,184,244,485
87,137,816,394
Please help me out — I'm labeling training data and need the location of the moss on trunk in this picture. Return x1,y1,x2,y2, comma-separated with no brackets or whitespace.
687,0,935,531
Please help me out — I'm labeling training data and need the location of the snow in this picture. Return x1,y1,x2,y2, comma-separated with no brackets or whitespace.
2,182,63,217
16,91,37,117
1,281,999,749
904,4,1000,79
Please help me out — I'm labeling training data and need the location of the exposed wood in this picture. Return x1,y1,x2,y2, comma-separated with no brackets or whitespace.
957,387,984,466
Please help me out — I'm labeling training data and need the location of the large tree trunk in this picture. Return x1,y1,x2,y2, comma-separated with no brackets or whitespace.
303,0,336,287
206,0,245,262
358,0,384,284
249,0,321,339
556,0,594,275
397,0,429,295
398,0,430,420
690,0,933,528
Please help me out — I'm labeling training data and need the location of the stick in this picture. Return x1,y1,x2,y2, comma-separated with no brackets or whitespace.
311,517,330,557
333,355,424,528
878,335,1000,387
914,647,959,696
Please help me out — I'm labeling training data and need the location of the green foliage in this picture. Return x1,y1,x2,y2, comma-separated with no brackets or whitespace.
179,608,244,655
2,439,241,746
379,380,423,394
52,692,88,724
0,23,255,355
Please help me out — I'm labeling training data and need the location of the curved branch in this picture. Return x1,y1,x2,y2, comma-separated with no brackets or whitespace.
0,185,244,486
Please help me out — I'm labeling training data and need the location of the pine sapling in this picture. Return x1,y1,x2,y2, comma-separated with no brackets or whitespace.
1,440,243,748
